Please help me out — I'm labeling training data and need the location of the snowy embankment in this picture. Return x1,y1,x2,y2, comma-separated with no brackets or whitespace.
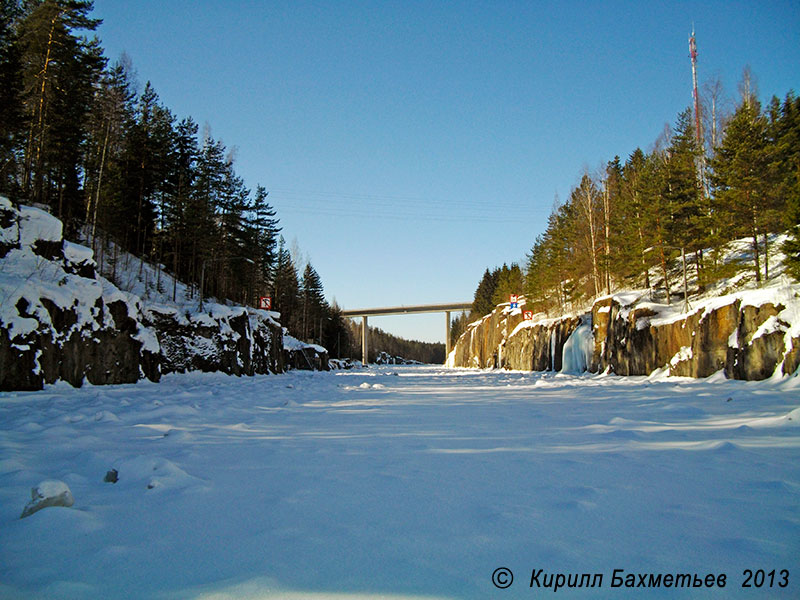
0,198,288,390
449,273,800,381
0,198,161,389
1,366,799,598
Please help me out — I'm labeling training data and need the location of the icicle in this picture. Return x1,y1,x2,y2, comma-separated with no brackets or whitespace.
561,318,594,374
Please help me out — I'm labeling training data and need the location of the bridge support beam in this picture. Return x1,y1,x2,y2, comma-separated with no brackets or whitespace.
361,315,368,367
445,311,451,360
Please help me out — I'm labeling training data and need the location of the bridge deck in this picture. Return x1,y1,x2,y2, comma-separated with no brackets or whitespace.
341,302,472,317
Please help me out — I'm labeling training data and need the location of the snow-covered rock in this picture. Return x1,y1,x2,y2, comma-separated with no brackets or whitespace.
592,286,800,379
150,305,283,376
0,199,290,390
447,297,583,371
20,480,74,519
449,285,800,380
0,199,162,390
282,332,329,370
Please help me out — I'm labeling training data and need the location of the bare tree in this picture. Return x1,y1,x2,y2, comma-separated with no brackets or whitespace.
701,74,732,157
738,65,759,109
573,173,602,297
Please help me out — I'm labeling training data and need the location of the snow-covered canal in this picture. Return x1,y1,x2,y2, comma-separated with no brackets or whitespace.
1,366,799,599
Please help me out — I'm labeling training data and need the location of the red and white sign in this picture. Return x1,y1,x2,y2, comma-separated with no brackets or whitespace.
259,296,272,310
523,310,534,320
509,294,519,304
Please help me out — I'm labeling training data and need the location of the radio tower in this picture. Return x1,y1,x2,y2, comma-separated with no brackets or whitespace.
689,26,708,197
689,26,703,149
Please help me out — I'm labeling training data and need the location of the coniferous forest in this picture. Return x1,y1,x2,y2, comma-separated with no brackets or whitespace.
0,1,367,358
455,79,800,338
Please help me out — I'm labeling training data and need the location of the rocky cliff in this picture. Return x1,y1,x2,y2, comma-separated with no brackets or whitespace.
448,287,800,381
0,198,285,391
149,305,283,377
591,288,800,379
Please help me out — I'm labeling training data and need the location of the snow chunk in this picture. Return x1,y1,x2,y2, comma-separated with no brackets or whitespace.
63,240,94,265
669,346,693,368
20,480,74,518
18,205,62,246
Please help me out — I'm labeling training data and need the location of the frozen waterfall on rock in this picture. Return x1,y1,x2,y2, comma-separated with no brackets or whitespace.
561,316,593,374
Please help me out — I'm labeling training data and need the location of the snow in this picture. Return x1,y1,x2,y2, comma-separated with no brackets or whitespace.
62,240,95,266
282,332,325,354
1,200,119,348
669,346,693,370
17,205,63,246
2,366,799,598
0,242,105,340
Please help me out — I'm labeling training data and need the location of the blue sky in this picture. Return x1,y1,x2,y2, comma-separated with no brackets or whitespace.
90,1,799,343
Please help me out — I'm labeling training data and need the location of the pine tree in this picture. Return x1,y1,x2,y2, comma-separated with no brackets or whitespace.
0,1,24,197
639,149,677,303
16,0,102,222
710,100,772,283
323,302,351,358
773,92,800,280
272,237,299,331
602,156,623,293
449,311,469,348
525,200,580,313
118,81,175,258
161,116,199,299
248,185,280,277
617,148,653,289
190,132,227,297
663,108,704,302
300,262,327,341
84,58,136,247
491,263,523,306
785,194,800,281
472,268,499,317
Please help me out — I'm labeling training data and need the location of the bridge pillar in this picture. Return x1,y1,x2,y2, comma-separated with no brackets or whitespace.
361,315,368,366
445,311,451,360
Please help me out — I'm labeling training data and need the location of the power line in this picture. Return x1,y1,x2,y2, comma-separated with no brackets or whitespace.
267,186,551,223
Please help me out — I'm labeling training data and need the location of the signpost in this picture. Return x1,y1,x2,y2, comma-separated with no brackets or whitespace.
259,296,272,310
509,294,519,309
523,310,534,320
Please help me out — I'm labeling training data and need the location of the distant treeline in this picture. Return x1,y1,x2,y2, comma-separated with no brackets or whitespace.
452,73,800,342
347,320,445,365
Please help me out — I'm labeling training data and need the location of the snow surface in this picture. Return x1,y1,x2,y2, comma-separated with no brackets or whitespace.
1,366,799,599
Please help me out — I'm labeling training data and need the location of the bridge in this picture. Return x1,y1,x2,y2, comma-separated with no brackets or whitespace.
341,302,472,366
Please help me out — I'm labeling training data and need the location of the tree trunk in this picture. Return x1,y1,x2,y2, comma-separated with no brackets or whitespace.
603,183,611,294
89,121,110,245
749,192,761,284
751,229,761,285
578,182,600,297
656,216,671,304
27,8,65,204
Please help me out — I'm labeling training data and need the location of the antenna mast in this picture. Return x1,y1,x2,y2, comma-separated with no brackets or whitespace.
689,26,703,148
689,26,709,198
